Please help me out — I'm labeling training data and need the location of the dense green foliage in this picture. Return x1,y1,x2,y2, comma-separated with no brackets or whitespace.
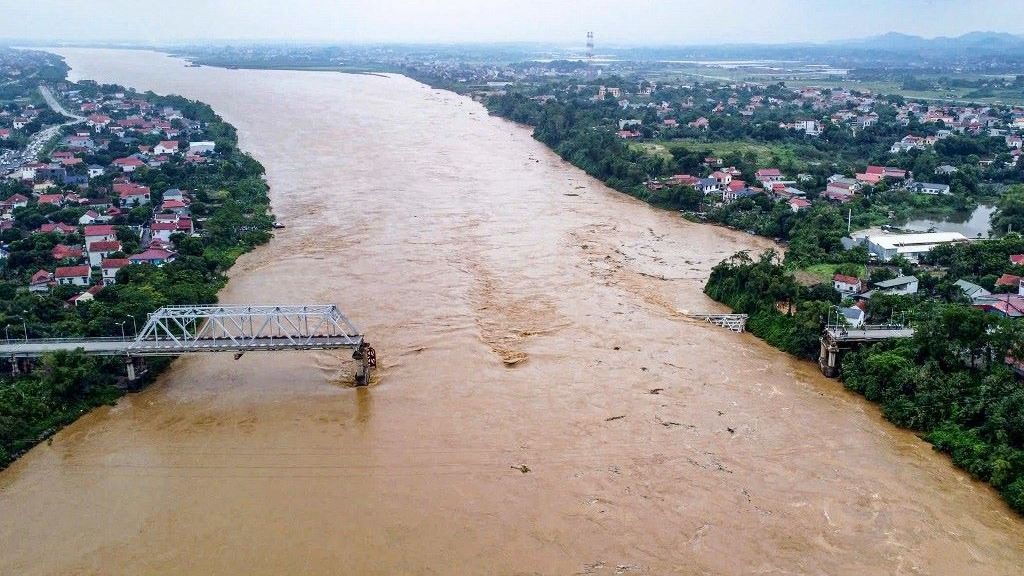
705,248,1024,514
704,250,836,359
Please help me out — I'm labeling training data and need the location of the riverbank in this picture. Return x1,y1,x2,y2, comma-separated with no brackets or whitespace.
704,248,1024,515
0,63,273,469
3,48,1023,575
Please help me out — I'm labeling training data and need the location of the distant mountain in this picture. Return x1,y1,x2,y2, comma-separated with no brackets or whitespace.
835,31,1024,54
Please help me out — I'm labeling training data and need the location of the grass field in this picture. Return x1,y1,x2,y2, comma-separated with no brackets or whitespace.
784,79,1024,106
801,263,866,281
634,139,823,171
654,66,1024,106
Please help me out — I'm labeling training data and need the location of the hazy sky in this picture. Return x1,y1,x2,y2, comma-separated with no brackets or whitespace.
7,0,1024,45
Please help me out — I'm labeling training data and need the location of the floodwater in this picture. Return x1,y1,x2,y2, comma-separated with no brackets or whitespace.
904,204,996,238
1,49,1023,575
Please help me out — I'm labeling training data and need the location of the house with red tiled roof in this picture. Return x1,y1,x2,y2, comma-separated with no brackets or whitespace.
101,258,131,285
154,140,179,155
1009,254,1024,266
711,171,733,186
112,156,145,173
37,222,77,235
160,198,189,214
83,224,116,244
54,265,91,287
129,247,176,266
789,197,811,212
833,274,863,296
826,178,859,199
115,183,151,207
87,240,122,267
29,269,53,292
821,189,854,203
150,215,193,239
755,168,783,187
51,244,84,261
37,194,65,206
666,174,699,187
68,284,103,306
175,218,193,234
974,295,1024,318
86,114,112,129
996,274,1023,290
7,193,28,209
78,210,102,225
689,117,710,130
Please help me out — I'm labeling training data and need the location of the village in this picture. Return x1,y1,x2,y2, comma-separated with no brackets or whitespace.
476,68,1024,318
0,77,222,306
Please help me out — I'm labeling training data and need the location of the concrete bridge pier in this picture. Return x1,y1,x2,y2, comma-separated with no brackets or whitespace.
124,356,147,384
818,338,839,378
8,357,32,377
353,342,377,386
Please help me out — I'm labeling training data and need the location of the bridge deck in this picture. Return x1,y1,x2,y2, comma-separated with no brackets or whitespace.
0,335,364,358
824,327,915,343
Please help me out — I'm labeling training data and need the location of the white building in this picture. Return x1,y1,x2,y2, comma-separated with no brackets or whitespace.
909,181,951,195
873,276,919,295
189,141,216,154
832,274,862,296
866,232,969,262
87,240,121,267
54,265,90,287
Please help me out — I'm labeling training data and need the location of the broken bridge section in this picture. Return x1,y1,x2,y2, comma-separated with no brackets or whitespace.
818,325,915,377
686,313,748,332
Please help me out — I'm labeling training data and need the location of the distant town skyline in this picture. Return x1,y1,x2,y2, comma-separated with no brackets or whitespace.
7,0,1024,46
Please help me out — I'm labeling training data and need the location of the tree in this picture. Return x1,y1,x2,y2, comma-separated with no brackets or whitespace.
993,185,1024,236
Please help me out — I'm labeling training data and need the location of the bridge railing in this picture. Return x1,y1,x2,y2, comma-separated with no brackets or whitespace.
2,336,129,345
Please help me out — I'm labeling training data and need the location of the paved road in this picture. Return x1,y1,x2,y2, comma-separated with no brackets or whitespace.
0,86,85,173
38,85,86,121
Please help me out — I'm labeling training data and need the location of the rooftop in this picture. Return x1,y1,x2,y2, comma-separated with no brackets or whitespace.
868,232,968,250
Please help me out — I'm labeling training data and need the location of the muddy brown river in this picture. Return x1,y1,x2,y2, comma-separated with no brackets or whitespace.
1,49,1023,575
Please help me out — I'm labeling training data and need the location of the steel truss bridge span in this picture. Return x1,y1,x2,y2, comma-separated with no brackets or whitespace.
131,304,363,355
1,304,363,357
1,304,375,384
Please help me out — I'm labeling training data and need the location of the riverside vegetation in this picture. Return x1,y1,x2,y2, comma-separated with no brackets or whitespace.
0,53,272,468
482,81,1024,513
704,242,1024,513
